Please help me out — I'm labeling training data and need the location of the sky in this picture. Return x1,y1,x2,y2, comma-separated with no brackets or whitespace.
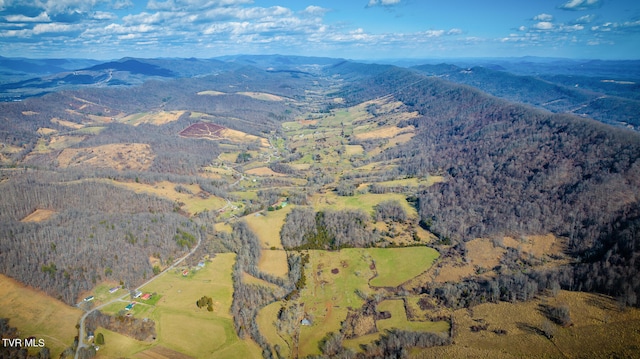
0,0,639,60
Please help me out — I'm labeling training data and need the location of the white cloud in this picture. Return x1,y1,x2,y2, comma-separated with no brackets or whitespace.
559,0,601,11
146,0,253,11
42,0,107,15
533,13,553,22
533,21,554,30
32,22,79,34
91,11,117,20
5,12,51,22
574,14,596,23
366,0,401,8
112,0,134,10
301,5,329,16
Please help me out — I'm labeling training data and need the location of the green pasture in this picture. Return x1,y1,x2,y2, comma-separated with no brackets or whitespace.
297,249,375,356
96,253,259,358
311,192,418,219
368,247,439,287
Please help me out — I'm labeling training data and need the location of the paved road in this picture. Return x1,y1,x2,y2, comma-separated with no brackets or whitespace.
74,233,201,359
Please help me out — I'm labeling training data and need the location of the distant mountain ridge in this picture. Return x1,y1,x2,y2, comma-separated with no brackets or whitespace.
83,58,177,77
412,63,640,130
1,54,638,130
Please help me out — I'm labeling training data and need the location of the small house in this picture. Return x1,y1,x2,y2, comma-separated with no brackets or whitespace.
125,302,135,311
182,269,189,276
109,287,119,294
141,293,152,300
301,318,312,326
84,296,95,302
133,290,142,298
197,261,205,268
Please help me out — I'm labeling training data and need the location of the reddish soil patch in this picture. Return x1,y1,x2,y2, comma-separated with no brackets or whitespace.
179,122,226,140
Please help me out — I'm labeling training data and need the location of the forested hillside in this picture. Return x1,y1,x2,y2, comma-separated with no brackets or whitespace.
329,62,640,306
412,63,640,129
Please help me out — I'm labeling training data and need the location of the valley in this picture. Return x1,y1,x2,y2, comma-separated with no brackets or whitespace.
1,56,639,359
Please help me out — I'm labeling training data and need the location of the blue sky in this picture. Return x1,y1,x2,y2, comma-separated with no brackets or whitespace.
0,0,639,59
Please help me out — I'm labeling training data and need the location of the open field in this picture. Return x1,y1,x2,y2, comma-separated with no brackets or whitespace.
256,245,446,357
373,175,445,188
33,135,86,154
245,166,286,177
51,117,83,129
257,250,289,278
310,192,418,219
0,274,82,358
95,327,152,359
354,125,413,140
244,206,293,249
220,128,270,147
296,249,375,356
237,91,285,101
197,90,225,96
113,180,226,215
256,302,290,358
37,127,57,135
20,208,56,222
120,111,185,126
368,247,439,287
433,235,568,283
57,143,154,171
377,299,449,333
92,253,262,358
420,291,640,358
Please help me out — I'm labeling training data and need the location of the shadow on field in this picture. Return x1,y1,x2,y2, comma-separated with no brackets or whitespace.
516,322,544,336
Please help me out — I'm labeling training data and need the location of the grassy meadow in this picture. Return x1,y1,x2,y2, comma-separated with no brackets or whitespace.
94,253,261,358
0,274,82,358
367,247,439,287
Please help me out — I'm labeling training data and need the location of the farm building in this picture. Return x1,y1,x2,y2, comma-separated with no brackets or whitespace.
84,295,94,302
301,318,312,326
125,302,136,311
109,287,119,294
197,261,205,268
182,269,189,276
141,293,152,300
133,290,142,298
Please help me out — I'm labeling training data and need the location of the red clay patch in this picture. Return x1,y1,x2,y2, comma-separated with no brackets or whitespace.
179,122,226,140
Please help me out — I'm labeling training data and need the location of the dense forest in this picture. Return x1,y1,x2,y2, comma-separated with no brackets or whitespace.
0,171,202,304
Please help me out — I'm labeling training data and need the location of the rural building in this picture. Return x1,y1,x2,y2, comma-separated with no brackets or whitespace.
301,318,312,326
133,290,142,298
84,295,95,302
109,287,119,294
197,261,205,268
125,302,135,311
141,293,152,300
182,269,189,276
